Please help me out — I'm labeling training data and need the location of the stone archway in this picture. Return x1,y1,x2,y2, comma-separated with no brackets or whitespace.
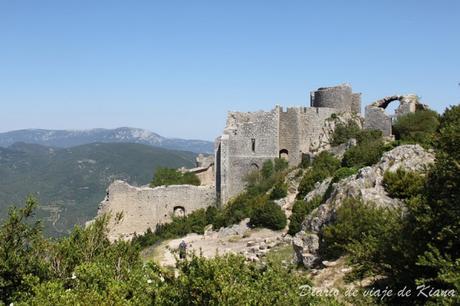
173,206,185,218
364,94,427,136
279,149,289,160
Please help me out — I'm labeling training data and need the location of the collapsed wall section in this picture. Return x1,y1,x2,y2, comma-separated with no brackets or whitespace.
97,181,216,241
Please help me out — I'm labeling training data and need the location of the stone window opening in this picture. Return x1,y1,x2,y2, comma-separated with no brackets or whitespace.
173,206,185,218
251,138,256,152
279,149,289,160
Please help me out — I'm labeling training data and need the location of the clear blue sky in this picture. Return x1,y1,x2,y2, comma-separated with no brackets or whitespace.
1,0,459,140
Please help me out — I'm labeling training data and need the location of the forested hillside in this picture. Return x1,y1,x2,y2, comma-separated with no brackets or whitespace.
0,142,196,237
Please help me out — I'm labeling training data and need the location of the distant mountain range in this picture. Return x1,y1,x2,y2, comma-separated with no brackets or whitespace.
0,128,214,154
0,142,197,237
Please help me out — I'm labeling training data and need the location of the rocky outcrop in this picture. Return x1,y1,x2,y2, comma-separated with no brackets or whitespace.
309,112,363,154
294,145,435,267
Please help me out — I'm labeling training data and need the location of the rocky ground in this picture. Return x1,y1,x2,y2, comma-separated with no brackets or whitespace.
294,144,435,268
141,167,302,266
141,222,292,266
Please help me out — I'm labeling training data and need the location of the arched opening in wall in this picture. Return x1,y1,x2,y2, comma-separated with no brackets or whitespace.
173,206,185,218
250,163,259,170
279,149,289,160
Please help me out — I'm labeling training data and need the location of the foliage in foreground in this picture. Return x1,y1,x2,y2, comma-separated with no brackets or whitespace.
150,167,200,187
0,199,336,305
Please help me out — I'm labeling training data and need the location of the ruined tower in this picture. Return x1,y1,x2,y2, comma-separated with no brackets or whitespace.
215,84,361,205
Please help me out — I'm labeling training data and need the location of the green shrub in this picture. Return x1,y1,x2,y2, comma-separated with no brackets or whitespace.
269,182,288,200
320,198,401,262
274,157,289,172
132,207,217,248
312,151,342,174
297,151,340,199
382,168,425,199
297,168,330,200
356,129,383,144
331,120,361,146
150,168,200,187
288,196,322,235
261,160,274,179
393,110,439,147
300,153,311,168
249,200,287,230
342,139,385,168
3,200,335,305
331,167,358,183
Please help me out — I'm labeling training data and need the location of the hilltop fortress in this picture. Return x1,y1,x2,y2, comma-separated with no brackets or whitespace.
215,84,362,204
95,84,425,240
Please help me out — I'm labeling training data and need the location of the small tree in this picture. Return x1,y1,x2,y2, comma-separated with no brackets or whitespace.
393,110,440,147
150,168,200,187
249,200,287,230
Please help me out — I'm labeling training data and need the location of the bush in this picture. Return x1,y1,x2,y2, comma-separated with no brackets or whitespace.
261,160,274,179
331,167,358,183
342,138,385,169
343,129,385,170
288,196,322,235
274,157,289,172
331,120,361,146
297,152,340,199
393,110,439,147
312,151,342,174
249,200,287,230
382,168,425,199
3,201,335,305
356,129,383,144
300,154,311,168
132,207,216,248
320,198,401,263
269,182,288,200
150,168,200,187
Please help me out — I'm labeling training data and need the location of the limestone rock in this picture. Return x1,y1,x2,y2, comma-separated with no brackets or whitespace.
292,231,320,267
295,144,435,267
218,218,250,238
310,112,363,154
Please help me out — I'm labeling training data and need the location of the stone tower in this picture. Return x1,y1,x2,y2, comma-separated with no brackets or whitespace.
215,84,361,205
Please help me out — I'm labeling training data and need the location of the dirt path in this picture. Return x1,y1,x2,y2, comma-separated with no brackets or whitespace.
141,228,286,266
142,168,303,267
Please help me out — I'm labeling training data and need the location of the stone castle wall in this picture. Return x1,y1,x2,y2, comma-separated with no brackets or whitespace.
216,88,356,204
98,181,216,241
217,109,280,204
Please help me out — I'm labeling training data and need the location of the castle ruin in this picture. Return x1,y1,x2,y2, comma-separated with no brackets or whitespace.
215,84,362,204
95,83,426,240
